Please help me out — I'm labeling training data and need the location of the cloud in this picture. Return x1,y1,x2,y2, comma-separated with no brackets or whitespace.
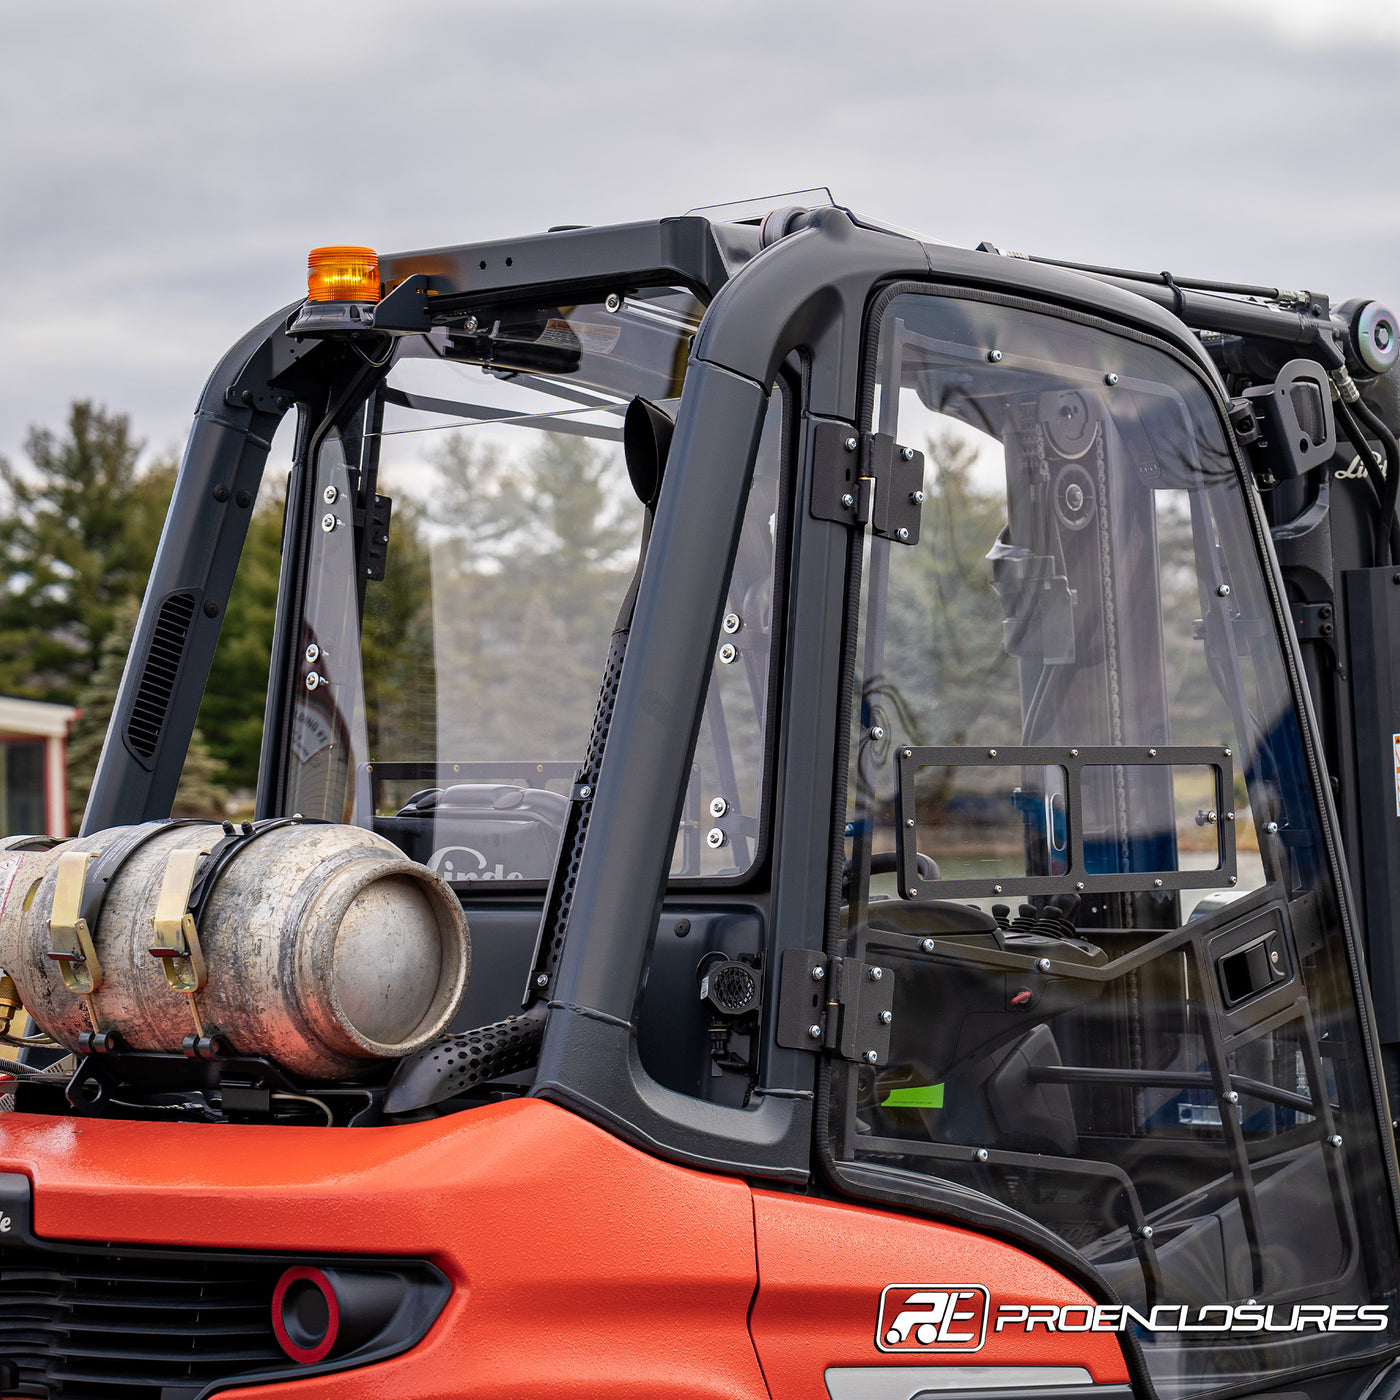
2,0,1397,468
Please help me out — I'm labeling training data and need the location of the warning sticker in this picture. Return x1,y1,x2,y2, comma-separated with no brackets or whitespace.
1393,733,1400,816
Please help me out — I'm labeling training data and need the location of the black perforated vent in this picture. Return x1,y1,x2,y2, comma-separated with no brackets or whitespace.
384,1007,548,1113
125,592,197,759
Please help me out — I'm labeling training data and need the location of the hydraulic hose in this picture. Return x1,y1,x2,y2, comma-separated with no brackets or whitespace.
1335,395,1400,565
1351,394,1400,565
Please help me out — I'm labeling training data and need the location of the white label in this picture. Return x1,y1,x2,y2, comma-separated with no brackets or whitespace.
1394,734,1400,817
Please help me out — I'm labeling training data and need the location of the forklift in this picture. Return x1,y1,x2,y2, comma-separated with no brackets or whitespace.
0,193,1397,1400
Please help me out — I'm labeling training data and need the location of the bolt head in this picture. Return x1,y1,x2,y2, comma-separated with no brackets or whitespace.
895,527,910,542
1153,878,1163,889
718,642,737,664
464,314,479,332
921,938,936,953
1140,1224,1154,1239
304,672,321,691
988,748,997,757
987,350,1002,364
604,293,622,313
1264,821,1279,834
321,513,337,532
906,818,915,828
911,490,926,504
1217,583,1232,597
322,484,339,504
578,785,592,799
908,887,918,897
723,612,741,634
1224,1090,1240,1104
709,795,728,818
840,492,855,509
870,726,885,741
879,1009,893,1024
536,973,549,988
1037,958,1052,972
975,1147,990,1162
900,446,915,461
863,1050,879,1064
808,1024,823,1040
1329,1134,1343,1147
304,643,320,663
844,436,858,452
993,884,1003,895
706,827,726,849
868,966,883,981
1105,372,1119,386
1076,882,1086,891
811,965,826,982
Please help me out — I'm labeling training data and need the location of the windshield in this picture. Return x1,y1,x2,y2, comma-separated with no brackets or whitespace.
278,288,780,885
834,291,1400,1396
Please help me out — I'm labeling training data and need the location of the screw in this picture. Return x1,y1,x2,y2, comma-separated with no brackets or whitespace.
993,884,1003,895
710,796,728,818
1076,882,1086,891
1224,1090,1240,1104
706,827,726,848
903,748,913,758
870,726,885,741
908,887,918,897
1224,748,1232,757
1140,1225,1155,1239
1037,958,1052,972
879,1010,893,1025
1264,821,1279,834
1226,811,1235,821
1217,583,1231,597
808,1024,823,1040
304,643,320,663
578,785,592,799
1270,949,1280,963
987,350,1002,364
839,493,856,512
844,436,858,452
900,446,915,461
1228,876,1238,885
464,314,479,332
1329,1134,1343,1147
535,973,549,988
868,966,883,981
921,938,937,953
1070,748,1079,757
895,527,910,541
811,965,826,982
975,1148,990,1162
321,513,338,533
604,293,622,313
304,672,322,691
906,818,915,828
1154,878,1163,889
911,490,925,504
322,485,339,504
719,643,737,664
1105,373,1119,386
863,1050,879,1064
723,612,741,634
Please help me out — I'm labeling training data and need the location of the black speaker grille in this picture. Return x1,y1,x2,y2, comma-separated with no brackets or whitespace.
125,592,197,759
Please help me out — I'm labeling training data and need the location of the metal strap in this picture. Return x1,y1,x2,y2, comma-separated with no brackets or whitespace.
149,846,213,998
46,851,102,995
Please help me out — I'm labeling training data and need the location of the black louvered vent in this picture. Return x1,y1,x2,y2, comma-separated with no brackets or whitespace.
0,1236,285,1398
125,591,197,759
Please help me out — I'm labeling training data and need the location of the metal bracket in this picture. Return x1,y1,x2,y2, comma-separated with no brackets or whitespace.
357,493,393,582
775,948,894,1065
149,847,213,1011
809,421,923,545
46,851,103,995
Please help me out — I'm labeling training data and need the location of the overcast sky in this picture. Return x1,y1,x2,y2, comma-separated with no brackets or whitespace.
2,0,1397,472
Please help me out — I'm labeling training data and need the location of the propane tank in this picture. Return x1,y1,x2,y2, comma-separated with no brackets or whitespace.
0,822,469,1079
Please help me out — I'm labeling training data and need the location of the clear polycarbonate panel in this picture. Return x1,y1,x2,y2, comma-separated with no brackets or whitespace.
282,290,782,883
834,292,1400,1396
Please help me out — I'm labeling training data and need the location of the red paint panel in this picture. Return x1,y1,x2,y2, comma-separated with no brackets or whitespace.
0,1100,768,1400
750,1189,1129,1399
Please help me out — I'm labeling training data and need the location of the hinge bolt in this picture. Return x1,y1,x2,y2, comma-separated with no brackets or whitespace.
840,493,855,509
844,436,858,452
811,965,826,982
1037,958,1052,972
921,938,936,953
808,1024,823,1040
986,350,1002,364
900,446,915,461
867,966,883,981
863,1050,879,1064
879,1010,893,1025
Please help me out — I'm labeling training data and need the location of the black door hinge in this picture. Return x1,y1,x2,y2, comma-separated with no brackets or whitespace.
775,948,895,1065
810,421,923,545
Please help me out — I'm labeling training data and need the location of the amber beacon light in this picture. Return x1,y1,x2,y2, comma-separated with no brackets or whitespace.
307,245,380,303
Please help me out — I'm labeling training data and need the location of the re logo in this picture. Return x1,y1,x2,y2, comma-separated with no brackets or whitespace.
876,1284,990,1353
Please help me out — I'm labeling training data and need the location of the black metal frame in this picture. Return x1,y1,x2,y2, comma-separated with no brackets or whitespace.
894,744,1237,899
